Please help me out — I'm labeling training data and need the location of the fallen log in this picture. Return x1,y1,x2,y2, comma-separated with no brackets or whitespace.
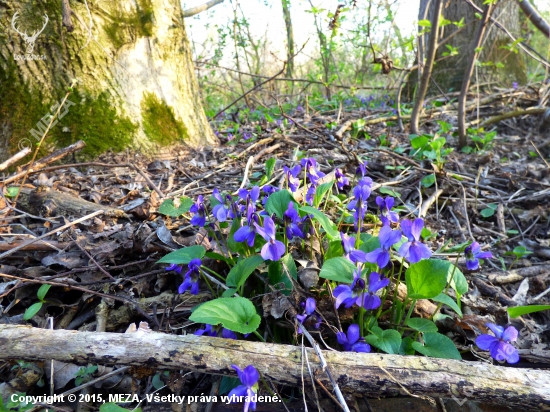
0,325,548,410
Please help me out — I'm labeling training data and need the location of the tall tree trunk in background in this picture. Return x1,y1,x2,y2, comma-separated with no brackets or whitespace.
411,0,443,135
0,0,218,162
281,0,295,78
416,0,527,95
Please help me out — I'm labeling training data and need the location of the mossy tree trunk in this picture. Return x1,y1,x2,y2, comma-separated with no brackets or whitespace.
416,0,527,95
0,0,218,162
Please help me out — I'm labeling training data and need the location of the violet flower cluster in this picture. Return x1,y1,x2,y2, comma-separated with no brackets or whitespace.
179,158,497,365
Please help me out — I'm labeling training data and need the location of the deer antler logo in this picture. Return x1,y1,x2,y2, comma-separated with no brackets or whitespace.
11,11,49,55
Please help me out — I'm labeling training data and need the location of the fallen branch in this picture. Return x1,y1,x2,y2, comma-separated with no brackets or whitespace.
0,210,104,261
487,264,550,284
1,140,86,186
0,148,31,172
0,325,549,409
468,107,547,128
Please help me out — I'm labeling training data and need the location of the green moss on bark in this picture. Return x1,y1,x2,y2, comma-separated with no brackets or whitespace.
104,0,154,50
0,62,137,160
0,62,50,158
140,92,187,146
55,91,137,158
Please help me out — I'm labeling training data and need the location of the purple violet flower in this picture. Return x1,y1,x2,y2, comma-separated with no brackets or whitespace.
512,82,518,90
234,187,262,246
340,232,367,264
229,365,259,412
335,168,349,190
348,181,371,223
475,323,519,364
178,258,202,295
358,176,373,188
365,225,402,268
190,195,206,227
305,184,315,206
237,186,260,214
212,189,232,222
165,263,182,274
356,161,367,178
254,216,285,261
296,298,321,332
337,324,371,353
376,196,399,226
363,272,390,310
243,132,252,140
234,203,259,247
261,185,279,206
300,158,325,186
262,185,279,195
295,297,317,322
398,218,432,263
195,324,238,340
333,269,369,309
194,324,217,337
284,165,302,192
221,328,238,339
465,242,493,270
284,202,305,240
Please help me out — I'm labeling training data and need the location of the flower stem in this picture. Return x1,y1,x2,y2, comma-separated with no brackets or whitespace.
430,252,461,321
390,257,405,323
402,298,417,332
253,330,266,342
358,301,365,337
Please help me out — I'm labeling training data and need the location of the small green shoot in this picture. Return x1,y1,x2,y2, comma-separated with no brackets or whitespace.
5,187,20,198
23,284,51,320
480,203,498,218
75,365,98,386
505,246,532,269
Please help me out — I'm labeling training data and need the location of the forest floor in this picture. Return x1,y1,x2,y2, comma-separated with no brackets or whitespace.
1,89,550,412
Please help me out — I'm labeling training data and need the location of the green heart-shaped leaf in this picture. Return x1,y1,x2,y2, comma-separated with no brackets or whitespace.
189,297,261,334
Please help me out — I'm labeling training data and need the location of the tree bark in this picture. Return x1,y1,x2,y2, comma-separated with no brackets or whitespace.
410,0,443,135
0,325,549,409
458,2,495,147
281,0,295,78
0,0,218,163
416,0,527,95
